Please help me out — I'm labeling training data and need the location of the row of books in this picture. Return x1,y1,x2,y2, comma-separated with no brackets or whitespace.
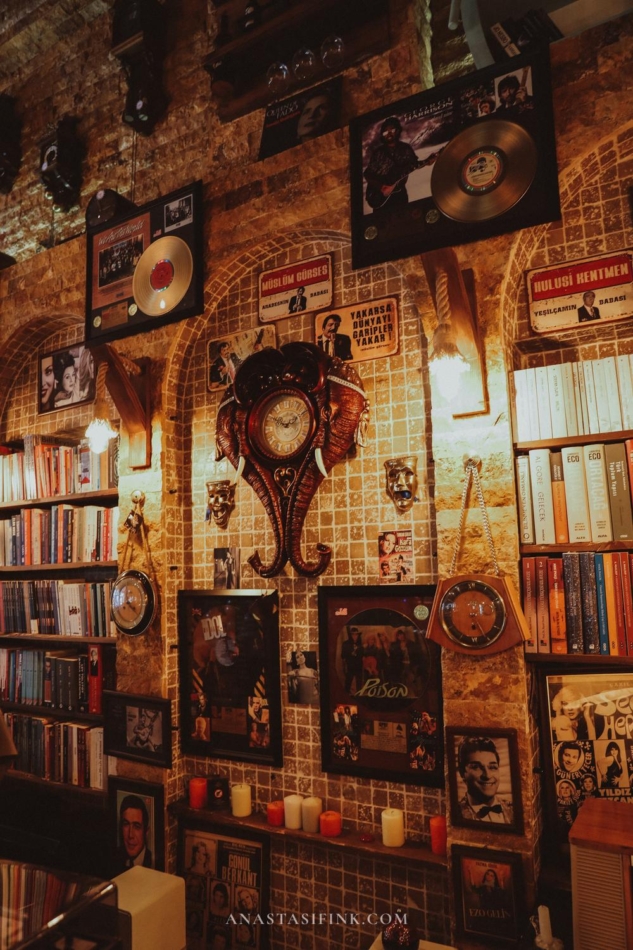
0,863,82,946
517,442,633,545
0,504,119,566
0,644,113,713
0,581,115,637
512,356,633,442
0,434,118,504
523,552,633,655
5,713,107,790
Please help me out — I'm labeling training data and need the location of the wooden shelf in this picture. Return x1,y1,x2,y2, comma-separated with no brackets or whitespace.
0,488,119,513
4,769,106,798
171,801,448,867
0,561,118,573
0,633,116,645
520,542,633,554
2,701,102,722
514,429,633,451
525,652,633,667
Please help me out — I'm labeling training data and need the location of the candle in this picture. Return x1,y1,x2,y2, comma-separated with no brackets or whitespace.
266,801,285,826
230,784,252,818
319,810,342,837
284,794,304,829
538,905,553,944
381,808,405,847
429,815,447,856
189,777,208,810
301,796,323,833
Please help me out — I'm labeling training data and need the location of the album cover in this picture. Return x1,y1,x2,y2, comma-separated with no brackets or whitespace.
86,180,204,344
258,77,343,161
349,46,560,269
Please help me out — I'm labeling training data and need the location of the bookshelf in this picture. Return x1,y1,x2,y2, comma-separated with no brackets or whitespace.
515,429,633,451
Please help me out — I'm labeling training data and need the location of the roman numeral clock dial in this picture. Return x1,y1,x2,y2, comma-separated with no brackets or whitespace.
250,390,315,460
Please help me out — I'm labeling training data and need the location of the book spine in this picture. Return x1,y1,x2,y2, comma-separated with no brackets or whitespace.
571,362,587,435
515,457,535,543
524,369,539,439
561,447,591,542
521,557,537,652
591,358,613,432
535,367,553,439
583,444,614,542
529,449,556,544
579,552,600,654
583,360,601,434
561,362,579,438
536,556,550,652
549,452,569,544
548,558,567,654
619,552,633,656
547,364,567,438
594,554,611,655
512,370,532,441
612,552,627,655
562,552,584,653
605,442,633,540
602,356,623,431
88,645,102,714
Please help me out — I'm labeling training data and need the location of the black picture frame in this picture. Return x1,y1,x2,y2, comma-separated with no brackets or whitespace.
85,180,203,345
103,690,172,768
349,45,560,269
534,657,633,865
178,589,282,767
317,584,443,786
452,844,525,945
178,816,270,950
446,726,524,835
258,77,343,161
38,343,96,415
108,776,165,875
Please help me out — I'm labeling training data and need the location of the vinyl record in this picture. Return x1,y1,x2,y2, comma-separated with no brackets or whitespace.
132,235,193,316
430,120,537,223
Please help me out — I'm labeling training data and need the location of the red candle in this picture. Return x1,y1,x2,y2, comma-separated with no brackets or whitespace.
429,815,447,856
267,801,285,826
189,777,208,810
319,810,342,837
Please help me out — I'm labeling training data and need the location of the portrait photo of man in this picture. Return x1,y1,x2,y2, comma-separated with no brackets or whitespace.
316,313,353,361
455,735,514,826
577,290,601,322
115,793,154,872
288,285,307,313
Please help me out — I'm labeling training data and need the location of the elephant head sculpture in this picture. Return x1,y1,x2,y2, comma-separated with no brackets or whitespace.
215,342,368,578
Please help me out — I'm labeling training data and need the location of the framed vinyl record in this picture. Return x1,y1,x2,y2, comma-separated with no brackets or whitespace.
86,180,204,344
349,45,560,269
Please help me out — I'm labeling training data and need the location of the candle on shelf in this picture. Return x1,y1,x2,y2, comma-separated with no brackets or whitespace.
429,815,447,856
188,777,208,810
301,796,323,833
381,808,405,847
284,794,304,829
230,784,252,818
266,800,285,826
319,810,342,837
538,905,553,944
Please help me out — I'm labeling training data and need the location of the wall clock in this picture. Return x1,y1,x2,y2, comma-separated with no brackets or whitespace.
111,568,156,636
215,341,368,578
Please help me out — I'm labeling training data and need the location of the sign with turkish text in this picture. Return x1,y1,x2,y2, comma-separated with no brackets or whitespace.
258,254,333,322
314,296,399,364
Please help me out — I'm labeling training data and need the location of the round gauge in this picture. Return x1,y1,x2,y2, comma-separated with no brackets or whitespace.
248,389,315,460
439,578,506,650
111,569,157,636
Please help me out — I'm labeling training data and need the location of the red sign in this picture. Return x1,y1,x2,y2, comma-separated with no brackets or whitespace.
529,253,633,300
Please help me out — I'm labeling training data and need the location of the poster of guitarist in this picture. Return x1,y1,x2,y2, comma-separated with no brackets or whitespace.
363,117,444,215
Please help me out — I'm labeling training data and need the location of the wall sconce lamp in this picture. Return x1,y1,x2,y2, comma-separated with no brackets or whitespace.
422,248,488,417
87,344,152,470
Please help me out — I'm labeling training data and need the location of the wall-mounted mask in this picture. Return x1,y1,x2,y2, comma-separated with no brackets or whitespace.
385,456,418,514
206,478,236,529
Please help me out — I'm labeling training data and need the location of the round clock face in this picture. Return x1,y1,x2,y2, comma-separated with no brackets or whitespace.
249,389,314,460
439,579,506,649
111,569,156,636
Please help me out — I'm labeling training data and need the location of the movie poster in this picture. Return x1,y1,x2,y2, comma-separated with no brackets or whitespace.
378,529,413,584
313,297,399,364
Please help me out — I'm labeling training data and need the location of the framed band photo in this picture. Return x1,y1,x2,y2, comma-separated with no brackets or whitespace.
103,691,172,768
446,727,523,835
318,585,443,786
452,844,525,945
178,589,282,767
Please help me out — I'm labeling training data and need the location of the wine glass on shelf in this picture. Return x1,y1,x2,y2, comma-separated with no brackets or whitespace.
266,62,291,99
291,47,318,82
320,35,345,70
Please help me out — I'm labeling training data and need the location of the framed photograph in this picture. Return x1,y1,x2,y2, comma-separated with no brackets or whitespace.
452,844,525,945
109,777,165,875
536,663,633,863
378,529,412,585
207,327,277,391
178,817,270,950
285,646,319,705
313,296,399,364
317,585,443,786
349,45,559,269
39,343,96,415
213,548,241,589
446,727,523,835
258,76,343,160
178,589,282,767
103,691,172,768
86,180,203,345
258,254,332,322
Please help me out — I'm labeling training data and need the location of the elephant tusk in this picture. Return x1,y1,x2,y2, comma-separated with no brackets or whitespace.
234,455,246,482
315,447,327,478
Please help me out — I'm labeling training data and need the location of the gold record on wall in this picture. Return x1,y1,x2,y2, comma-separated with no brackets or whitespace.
132,234,193,316
430,120,537,223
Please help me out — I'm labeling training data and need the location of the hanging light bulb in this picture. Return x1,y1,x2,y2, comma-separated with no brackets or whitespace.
85,362,118,454
428,268,470,402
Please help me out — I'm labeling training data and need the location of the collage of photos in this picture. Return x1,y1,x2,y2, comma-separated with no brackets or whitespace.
182,827,265,950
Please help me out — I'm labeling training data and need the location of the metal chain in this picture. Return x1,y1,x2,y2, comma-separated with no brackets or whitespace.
449,458,500,577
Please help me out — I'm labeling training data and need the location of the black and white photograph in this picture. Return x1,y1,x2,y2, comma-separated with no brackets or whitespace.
165,192,193,232
286,647,319,705
207,327,276,391
213,547,241,589
258,77,342,160
109,777,165,874
446,727,524,835
103,691,172,768
39,344,96,414
97,236,143,289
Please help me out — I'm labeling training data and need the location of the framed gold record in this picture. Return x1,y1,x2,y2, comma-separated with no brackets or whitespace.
430,121,537,223
132,235,193,316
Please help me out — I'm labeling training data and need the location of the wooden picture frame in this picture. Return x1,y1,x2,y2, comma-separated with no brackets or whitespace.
38,343,96,415
103,690,172,768
452,844,525,945
178,816,270,950
446,726,523,835
178,589,282,767
108,777,165,875
317,584,443,786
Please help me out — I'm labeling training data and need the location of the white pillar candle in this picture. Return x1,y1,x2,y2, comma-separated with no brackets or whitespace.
284,794,304,829
230,784,252,818
301,796,323,833
381,807,405,847
538,905,553,944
